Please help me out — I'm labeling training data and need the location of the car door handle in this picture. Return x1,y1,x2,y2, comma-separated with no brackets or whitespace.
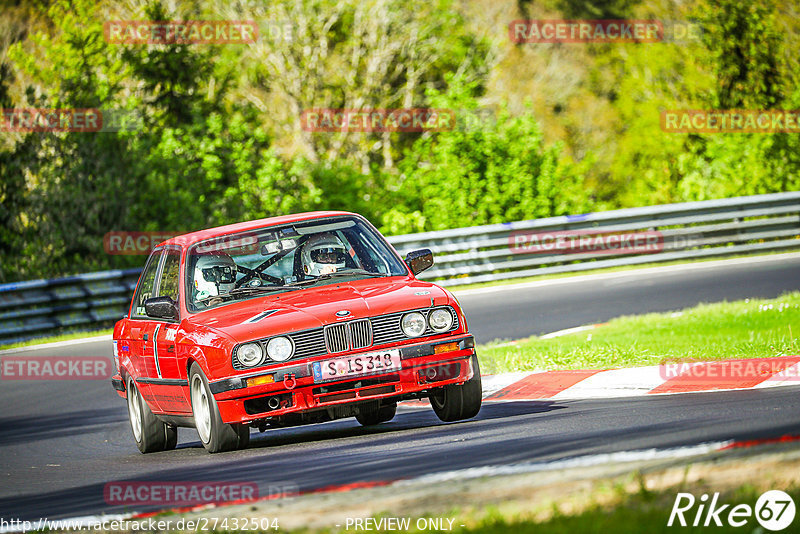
143,334,149,341
167,345,175,352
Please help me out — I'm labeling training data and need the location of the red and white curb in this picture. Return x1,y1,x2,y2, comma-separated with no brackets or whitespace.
487,355,800,401
404,355,800,406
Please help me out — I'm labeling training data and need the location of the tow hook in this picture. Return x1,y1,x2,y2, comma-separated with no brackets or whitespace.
283,373,297,390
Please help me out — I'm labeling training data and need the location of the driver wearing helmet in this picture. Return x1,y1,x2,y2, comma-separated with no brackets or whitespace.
193,253,237,307
301,232,348,277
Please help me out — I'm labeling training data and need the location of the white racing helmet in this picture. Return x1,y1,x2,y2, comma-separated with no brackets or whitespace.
301,233,347,276
193,253,237,301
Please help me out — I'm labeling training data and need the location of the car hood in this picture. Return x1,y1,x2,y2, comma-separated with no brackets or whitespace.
183,278,451,344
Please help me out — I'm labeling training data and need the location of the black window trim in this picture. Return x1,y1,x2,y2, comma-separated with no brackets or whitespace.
153,245,182,324
130,248,164,320
131,245,182,323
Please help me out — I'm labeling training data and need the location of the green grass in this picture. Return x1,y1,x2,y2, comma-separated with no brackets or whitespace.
0,328,113,351
478,292,800,373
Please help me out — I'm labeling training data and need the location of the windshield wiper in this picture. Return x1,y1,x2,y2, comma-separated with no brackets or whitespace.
195,285,301,307
286,270,387,287
322,269,386,278
228,285,303,296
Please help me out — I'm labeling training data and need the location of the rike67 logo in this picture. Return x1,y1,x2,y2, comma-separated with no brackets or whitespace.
668,490,796,531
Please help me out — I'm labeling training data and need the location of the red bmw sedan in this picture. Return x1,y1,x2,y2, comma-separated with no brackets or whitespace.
112,212,481,453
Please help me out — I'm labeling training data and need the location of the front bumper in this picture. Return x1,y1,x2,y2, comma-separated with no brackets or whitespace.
111,376,125,392
212,334,476,424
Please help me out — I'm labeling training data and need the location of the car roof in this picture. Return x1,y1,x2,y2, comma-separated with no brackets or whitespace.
158,211,358,249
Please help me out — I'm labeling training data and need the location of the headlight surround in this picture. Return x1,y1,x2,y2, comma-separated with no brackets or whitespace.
428,308,454,332
401,312,427,337
237,342,265,367
266,336,294,362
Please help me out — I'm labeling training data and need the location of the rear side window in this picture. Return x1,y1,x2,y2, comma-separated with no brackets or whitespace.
132,250,162,317
157,249,181,302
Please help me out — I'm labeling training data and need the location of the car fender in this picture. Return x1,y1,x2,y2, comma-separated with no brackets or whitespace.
440,287,469,333
185,344,210,379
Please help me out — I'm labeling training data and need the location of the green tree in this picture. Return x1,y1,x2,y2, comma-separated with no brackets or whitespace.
234,0,492,169
388,79,589,233
3,0,301,279
698,0,790,109
5,0,139,280
672,0,800,201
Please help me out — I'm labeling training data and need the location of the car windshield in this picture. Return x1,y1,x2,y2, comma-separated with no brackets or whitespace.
186,216,408,312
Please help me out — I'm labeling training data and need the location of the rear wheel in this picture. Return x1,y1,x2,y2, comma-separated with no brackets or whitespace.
355,403,397,426
126,377,177,453
190,363,249,453
430,354,482,422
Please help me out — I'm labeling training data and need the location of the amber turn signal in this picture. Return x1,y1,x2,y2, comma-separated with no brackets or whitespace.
433,342,459,354
247,374,275,387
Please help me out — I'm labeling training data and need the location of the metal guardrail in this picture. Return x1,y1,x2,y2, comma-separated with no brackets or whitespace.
390,191,800,286
0,269,142,345
1,192,798,344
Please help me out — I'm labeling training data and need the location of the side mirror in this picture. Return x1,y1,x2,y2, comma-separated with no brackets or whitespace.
404,249,434,276
144,296,178,320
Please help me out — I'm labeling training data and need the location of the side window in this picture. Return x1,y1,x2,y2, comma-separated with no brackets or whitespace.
157,249,181,302
133,251,163,317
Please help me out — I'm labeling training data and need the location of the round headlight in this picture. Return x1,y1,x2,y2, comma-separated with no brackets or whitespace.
401,312,426,337
266,336,294,362
238,343,264,367
428,308,454,332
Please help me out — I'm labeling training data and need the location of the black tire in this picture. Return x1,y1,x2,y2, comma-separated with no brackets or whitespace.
164,424,178,450
189,363,249,453
355,403,397,426
430,354,482,422
235,423,250,449
126,377,173,453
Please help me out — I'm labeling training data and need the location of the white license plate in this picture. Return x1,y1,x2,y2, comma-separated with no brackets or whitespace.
312,349,402,383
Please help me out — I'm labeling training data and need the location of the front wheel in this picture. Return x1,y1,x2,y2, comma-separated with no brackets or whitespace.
126,377,177,453
430,354,482,422
355,403,397,426
190,363,250,453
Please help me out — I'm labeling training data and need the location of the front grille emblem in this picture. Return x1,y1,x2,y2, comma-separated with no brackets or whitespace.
335,310,351,317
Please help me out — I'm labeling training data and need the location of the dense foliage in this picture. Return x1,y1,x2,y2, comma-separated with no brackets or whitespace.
0,0,797,281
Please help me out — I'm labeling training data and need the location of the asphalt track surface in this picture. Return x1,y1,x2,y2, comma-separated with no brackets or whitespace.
1,255,799,521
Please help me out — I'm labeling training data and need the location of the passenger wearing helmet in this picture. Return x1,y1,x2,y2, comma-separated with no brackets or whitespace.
301,232,348,277
193,253,237,306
